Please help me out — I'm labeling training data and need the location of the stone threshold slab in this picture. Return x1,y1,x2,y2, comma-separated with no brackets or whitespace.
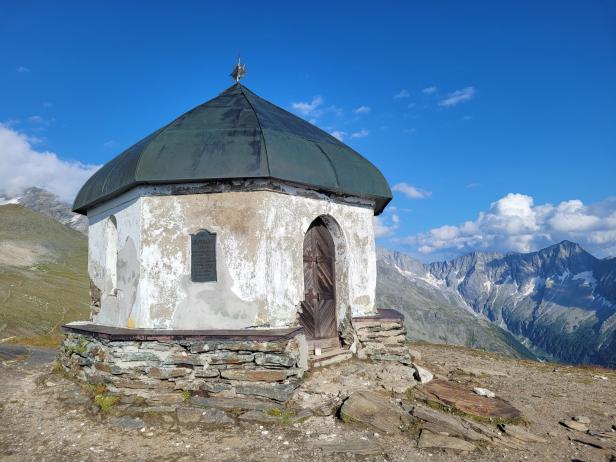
61,323,304,342
352,308,404,322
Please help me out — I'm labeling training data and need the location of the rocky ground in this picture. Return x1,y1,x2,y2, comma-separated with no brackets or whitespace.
1,341,615,461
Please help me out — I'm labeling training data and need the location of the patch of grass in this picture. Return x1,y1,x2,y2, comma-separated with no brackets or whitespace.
339,409,354,424
405,387,415,402
181,390,191,402
7,334,64,348
52,360,63,373
83,383,107,397
266,407,297,423
94,394,119,412
65,337,89,356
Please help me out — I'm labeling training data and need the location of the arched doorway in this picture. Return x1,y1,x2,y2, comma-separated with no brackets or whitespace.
300,217,337,340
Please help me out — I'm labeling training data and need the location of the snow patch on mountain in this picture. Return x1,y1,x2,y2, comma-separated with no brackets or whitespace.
0,196,20,205
572,271,596,288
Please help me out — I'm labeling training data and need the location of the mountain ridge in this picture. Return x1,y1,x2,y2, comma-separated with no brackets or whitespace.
0,187,87,234
376,240,616,367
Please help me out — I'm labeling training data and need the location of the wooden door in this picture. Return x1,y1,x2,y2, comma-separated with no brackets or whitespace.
299,218,337,340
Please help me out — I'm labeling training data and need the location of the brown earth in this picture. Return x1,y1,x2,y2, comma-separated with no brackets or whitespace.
1,341,615,462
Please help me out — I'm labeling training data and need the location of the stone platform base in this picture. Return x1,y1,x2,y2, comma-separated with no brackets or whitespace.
353,309,413,365
59,309,412,409
59,324,308,409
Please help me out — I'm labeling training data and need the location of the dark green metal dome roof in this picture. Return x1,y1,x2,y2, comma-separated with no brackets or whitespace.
73,83,392,215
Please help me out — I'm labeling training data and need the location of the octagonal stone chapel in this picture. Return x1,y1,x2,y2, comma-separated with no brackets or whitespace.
61,66,411,402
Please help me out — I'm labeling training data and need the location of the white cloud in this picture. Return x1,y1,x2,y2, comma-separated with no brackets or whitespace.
292,96,342,119
466,182,481,188
374,212,400,238
392,182,432,199
403,128,416,135
439,87,476,107
17,66,30,73
330,130,346,141
350,129,370,139
402,193,616,258
353,105,372,114
103,139,118,149
27,115,47,125
0,124,100,202
422,86,437,94
292,96,324,116
394,89,410,99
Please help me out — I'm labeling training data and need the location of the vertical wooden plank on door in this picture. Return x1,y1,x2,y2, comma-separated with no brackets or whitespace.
299,218,337,340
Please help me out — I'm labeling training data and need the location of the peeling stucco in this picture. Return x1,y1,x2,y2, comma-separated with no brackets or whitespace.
86,185,377,330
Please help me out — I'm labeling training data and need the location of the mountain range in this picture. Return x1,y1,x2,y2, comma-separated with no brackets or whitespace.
377,242,616,367
1,188,615,367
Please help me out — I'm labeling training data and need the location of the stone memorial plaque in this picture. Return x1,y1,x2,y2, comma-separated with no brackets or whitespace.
191,230,217,282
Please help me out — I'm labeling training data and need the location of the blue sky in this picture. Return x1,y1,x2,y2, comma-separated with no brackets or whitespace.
1,1,615,260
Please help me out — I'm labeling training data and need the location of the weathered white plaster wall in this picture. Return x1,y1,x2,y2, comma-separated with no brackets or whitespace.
87,186,377,330
87,193,142,327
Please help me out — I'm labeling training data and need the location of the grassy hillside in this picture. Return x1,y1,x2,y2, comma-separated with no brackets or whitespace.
0,204,89,346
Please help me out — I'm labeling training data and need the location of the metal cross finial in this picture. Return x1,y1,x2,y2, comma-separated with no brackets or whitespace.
230,55,247,82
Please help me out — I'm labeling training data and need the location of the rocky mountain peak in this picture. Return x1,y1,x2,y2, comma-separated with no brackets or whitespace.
0,187,87,234
376,248,426,275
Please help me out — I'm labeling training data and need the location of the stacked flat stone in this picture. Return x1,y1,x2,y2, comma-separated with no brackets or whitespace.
59,333,305,408
354,315,412,365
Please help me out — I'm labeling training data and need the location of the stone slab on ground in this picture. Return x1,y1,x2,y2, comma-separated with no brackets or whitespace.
201,408,235,425
339,390,409,434
313,439,384,455
411,403,488,442
421,379,522,419
568,434,616,451
560,419,589,432
108,416,145,430
238,410,280,424
190,395,274,412
233,381,298,402
417,429,476,452
176,406,203,424
498,423,547,443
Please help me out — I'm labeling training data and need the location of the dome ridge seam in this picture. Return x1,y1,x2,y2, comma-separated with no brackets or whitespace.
238,84,272,177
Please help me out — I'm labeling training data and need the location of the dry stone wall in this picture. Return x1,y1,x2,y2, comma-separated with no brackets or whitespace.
59,333,306,408
354,314,413,365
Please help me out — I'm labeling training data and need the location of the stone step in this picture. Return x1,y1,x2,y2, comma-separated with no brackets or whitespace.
309,346,348,360
307,337,340,352
309,348,353,368
311,353,353,368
